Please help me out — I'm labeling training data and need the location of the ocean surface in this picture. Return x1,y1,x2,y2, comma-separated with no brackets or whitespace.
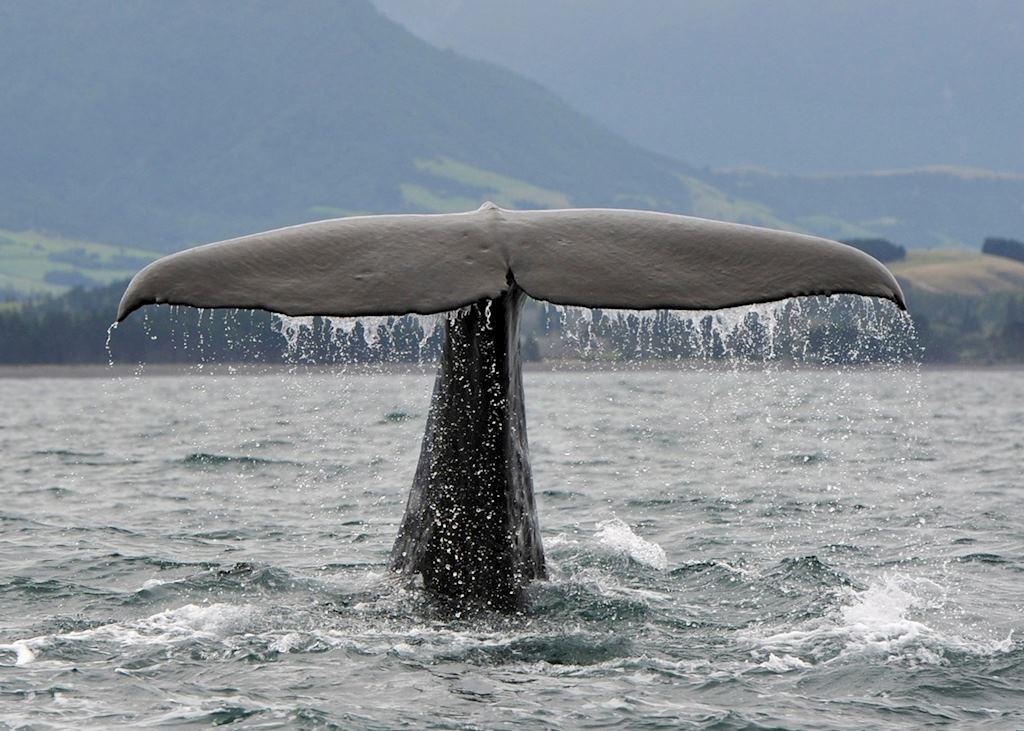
1,364,1021,728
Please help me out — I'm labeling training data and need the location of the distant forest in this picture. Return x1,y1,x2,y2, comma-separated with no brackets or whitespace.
983,237,1024,265
2,278,1022,366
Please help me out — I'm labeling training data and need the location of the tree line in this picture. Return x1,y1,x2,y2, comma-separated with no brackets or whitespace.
4,277,1023,366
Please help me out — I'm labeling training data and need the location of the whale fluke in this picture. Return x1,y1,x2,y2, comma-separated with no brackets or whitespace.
116,204,906,610
117,203,904,323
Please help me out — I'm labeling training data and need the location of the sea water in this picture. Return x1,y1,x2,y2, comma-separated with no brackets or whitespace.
0,367,1021,728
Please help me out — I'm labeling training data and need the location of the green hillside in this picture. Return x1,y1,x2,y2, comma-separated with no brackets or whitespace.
0,230,160,298
890,249,1024,296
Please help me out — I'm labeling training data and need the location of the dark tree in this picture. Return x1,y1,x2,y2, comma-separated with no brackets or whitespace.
982,237,1024,265
840,238,906,263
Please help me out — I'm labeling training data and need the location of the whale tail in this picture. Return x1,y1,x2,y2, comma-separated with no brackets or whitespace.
117,203,904,323
116,205,905,609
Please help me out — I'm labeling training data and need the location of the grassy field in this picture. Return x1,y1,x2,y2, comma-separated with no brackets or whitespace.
675,174,793,230
0,230,161,297
402,157,571,213
888,249,1024,296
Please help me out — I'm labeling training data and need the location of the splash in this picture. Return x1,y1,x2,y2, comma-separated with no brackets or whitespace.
0,640,36,666
595,518,668,570
749,574,1015,668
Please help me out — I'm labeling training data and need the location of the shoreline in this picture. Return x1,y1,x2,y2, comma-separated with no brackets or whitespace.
0,359,1021,379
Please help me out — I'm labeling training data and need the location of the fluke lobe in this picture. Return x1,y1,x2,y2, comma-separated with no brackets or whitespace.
117,203,905,609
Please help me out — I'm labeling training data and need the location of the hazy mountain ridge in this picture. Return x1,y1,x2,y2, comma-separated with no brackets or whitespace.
374,0,1024,174
705,167,1024,248
0,0,695,252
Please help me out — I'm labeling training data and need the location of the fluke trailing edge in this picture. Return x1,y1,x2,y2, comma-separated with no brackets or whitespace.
117,203,904,322
117,204,905,609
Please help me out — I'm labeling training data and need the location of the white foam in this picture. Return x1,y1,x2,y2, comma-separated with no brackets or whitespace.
544,532,578,549
269,631,304,653
2,603,258,665
0,640,37,666
750,575,1015,666
127,603,258,640
758,653,811,673
594,518,668,570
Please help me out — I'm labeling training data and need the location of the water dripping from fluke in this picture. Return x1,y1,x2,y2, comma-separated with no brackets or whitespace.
111,204,909,612
105,321,118,368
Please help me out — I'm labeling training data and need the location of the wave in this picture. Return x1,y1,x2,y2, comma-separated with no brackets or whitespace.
0,602,261,667
745,574,1016,671
0,594,635,671
121,561,337,607
31,449,104,458
180,452,299,467
381,410,417,423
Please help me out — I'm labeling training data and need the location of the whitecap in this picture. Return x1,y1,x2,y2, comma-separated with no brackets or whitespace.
0,640,37,666
757,653,811,673
594,518,668,570
748,574,1015,666
269,631,304,653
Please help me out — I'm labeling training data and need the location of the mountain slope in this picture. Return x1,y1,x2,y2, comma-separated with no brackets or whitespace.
0,0,694,251
1,0,1019,272
705,167,1024,248
374,0,1024,174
